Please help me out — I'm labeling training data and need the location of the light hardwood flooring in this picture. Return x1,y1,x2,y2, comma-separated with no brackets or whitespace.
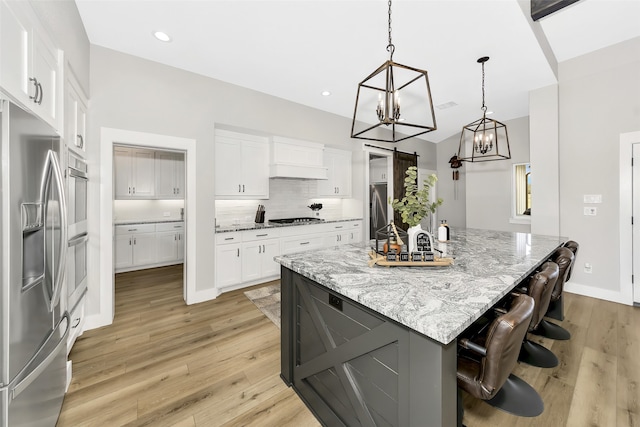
57,265,640,427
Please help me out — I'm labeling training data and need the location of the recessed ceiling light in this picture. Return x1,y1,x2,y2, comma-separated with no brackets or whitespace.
153,31,172,42
321,91,331,96
435,101,458,110
486,110,494,115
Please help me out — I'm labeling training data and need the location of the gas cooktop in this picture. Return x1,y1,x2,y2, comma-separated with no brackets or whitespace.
268,217,325,224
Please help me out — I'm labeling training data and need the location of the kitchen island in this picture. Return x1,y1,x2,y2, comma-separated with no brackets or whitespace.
275,228,565,427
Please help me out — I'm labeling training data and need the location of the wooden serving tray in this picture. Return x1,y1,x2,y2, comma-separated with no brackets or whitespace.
368,251,454,267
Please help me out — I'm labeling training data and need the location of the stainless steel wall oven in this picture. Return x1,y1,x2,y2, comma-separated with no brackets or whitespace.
66,152,88,308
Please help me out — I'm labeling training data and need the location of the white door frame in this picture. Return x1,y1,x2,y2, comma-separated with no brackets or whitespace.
619,131,640,305
93,127,197,329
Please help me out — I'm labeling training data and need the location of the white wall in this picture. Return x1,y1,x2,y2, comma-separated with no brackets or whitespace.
87,46,374,327
436,133,466,228
557,37,640,303
530,84,559,236
464,116,531,233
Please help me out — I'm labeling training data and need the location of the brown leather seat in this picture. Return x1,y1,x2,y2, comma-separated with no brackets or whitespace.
457,294,537,405
518,261,560,367
537,246,575,340
563,240,579,282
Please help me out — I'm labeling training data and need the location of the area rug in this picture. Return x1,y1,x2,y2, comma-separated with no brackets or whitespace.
244,282,281,329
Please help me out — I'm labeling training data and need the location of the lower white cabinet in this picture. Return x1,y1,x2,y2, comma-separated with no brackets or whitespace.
215,220,363,292
215,233,242,289
241,238,280,282
115,222,184,273
67,291,86,355
156,222,185,263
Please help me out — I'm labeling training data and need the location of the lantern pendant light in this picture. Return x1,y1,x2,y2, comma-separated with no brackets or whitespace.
351,0,437,143
457,56,511,162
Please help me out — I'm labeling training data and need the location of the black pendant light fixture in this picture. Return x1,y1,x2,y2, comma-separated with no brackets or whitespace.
457,56,511,162
351,0,436,143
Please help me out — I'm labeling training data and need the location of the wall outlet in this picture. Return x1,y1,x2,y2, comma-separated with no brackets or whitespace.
163,212,170,217
583,207,597,216
584,263,593,274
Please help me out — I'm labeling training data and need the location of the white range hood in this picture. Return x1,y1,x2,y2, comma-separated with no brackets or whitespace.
269,136,328,180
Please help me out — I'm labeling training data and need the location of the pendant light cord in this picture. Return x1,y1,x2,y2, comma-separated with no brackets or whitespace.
386,0,395,60
480,58,488,115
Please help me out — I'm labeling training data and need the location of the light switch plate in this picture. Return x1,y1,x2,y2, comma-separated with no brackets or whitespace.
584,207,597,216
583,194,602,203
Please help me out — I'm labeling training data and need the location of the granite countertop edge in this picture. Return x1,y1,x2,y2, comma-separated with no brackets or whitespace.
114,219,185,225
215,217,364,233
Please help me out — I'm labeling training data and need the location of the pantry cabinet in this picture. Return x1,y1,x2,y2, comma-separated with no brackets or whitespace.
156,222,185,263
114,147,155,199
114,222,184,273
155,151,185,199
0,0,62,130
214,130,269,199
318,148,352,197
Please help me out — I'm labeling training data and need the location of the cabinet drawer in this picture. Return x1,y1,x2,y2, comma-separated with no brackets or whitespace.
216,232,242,245
156,222,184,232
279,223,326,237
242,229,281,241
115,223,156,235
281,234,325,255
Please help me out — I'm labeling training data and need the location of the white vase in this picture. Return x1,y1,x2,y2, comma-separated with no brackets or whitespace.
407,224,434,254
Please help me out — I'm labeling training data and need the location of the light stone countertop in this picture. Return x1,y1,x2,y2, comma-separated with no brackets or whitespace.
274,227,566,345
215,217,363,233
114,219,184,225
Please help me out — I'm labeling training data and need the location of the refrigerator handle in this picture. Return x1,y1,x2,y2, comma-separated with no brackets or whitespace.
42,150,68,311
11,313,69,400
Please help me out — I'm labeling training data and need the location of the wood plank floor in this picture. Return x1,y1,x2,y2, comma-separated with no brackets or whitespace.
57,265,640,427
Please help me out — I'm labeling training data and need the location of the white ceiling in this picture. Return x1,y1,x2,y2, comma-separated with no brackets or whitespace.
75,0,640,143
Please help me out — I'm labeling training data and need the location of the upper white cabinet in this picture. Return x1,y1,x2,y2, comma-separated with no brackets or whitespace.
114,147,156,199
369,157,388,183
214,129,269,199
0,0,62,130
65,69,87,154
155,151,185,199
318,148,352,197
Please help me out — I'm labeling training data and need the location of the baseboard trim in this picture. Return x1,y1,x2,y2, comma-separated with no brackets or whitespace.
564,282,633,306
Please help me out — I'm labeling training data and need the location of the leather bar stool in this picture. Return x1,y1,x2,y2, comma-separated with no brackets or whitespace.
457,294,543,418
516,261,560,368
535,246,575,340
563,240,579,282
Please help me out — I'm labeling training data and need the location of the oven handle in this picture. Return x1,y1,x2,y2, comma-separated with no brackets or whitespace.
68,166,88,180
68,232,88,247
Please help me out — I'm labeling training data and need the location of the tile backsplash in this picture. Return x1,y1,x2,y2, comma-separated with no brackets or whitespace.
216,178,344,226
114,199,185,222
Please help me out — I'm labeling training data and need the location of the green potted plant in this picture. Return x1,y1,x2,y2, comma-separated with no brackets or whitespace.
391,166,443,253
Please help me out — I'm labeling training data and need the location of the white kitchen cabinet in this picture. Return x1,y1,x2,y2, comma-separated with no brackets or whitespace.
324,221,362,246
0,0,62,130
156,222,185,263
65,69,88,154
318,148,352,197
215,232,242,289
66,290,86,355
114,147,156,199
214,130,269,199
369,157,388,183
241,238,280,282
114,224,157,271
155,151,185,199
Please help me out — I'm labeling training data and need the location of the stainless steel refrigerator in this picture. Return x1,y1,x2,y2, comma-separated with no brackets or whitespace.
370,183,388,237
1,100,69,426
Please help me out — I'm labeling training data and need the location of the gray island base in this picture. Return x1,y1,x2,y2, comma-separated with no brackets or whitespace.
276,228,565,427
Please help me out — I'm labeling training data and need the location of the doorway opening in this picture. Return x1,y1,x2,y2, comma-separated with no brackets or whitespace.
112,144,186,313
91,128,196,331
